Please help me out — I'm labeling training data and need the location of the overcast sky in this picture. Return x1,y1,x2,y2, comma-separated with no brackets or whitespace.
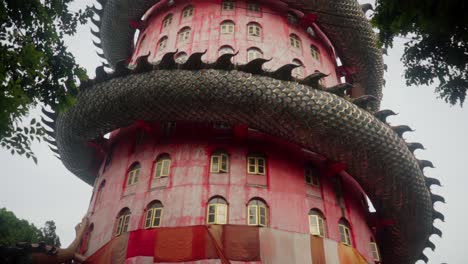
0,0,466,263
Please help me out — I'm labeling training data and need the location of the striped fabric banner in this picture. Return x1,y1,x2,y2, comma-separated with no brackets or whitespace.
85,226,371,263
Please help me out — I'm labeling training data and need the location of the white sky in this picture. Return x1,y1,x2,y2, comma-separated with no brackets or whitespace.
0,0,466,263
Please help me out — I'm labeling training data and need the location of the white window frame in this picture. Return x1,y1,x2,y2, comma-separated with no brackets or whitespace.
127,167,140,186
290,35,301,49
144,207,163,228
221,22,235,34
309,214,326,237
247,48,262,62
248,23,261,37
339,224,352,246
207,203,228,224
154,158,171,178
248,204,267,226
158,37,168,51
211,153,229,173
115,213,130,236
311,45,320,61
247,156,266,175
370,242,381,261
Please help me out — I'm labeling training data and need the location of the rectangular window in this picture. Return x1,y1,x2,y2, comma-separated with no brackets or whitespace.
122,215,130,233
144,209,154,229
127,169,139,186
248,205,257,225
152,208,163,227
217,204,227,224
222,1,235,10
339,224,352,246
211,153,229,173
207,204,216,224
247,157,266,175
370,242,381,261
247,3,260,12
309,215,320,235
115,216,124,236
155,160,171,178
305,167,320,186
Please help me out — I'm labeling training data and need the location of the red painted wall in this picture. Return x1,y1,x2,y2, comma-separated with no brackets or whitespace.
130,0,340,86
84,122,377,262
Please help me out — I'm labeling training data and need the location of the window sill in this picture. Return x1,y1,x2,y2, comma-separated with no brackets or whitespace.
246,183,268,189
151,186,167,191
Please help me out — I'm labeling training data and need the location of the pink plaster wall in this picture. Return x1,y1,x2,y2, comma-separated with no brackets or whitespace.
84,122,377,262
130,0,340,86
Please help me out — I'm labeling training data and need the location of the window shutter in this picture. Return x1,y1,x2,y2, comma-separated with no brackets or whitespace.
221,154,228,172
153,208,162,227
259,206,267,226
145,209,154,229
155,161,162,177
339,225,346,244
211,155,219,172
318,217,325,237
123,215,130,232
309,215,320,235
217,204,227,224
207,205,216,224
115,216,123,235
162,160,171,176
248,157,256,173
248,205,257,225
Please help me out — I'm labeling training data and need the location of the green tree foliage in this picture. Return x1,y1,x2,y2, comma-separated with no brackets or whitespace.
0,0,91,162
38,221,61,247
372,0,468,106
0,208,41,246
0,208,61,247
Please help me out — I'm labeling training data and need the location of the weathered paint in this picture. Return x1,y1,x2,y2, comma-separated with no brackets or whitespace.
84,122,377,262
130,0,341,86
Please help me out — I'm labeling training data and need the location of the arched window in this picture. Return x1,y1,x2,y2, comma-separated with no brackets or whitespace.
247,22,261,37
247,154,266,175
292,59,304,78
115,208,131,236
182,5,194,19
144,201,164,228
162,14,173,28
207,197,228,224
290,34,301,49
338,218,352,246
175,52,188,63
220,21,235,34
158,36,168,51
310,45,320,61
127,163,140,186
178,27,191,43
247,48,263,62
247,2,261,12
248,199,268,226
222,0,235,11
211,150,229,173
309,209,326,237
219,45,235,56
304,164,320,186
370,238,381,261
154,154,171,178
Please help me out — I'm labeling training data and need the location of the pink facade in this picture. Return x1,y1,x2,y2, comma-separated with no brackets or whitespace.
82,1,380,263
131,0,340,87
84,122,377,263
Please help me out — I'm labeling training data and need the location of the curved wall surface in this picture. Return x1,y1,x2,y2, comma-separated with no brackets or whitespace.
130,0,340,86
84,122,377,263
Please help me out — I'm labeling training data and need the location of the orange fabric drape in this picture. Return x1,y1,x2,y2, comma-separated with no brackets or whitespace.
310,235,326,264
337,243,368,264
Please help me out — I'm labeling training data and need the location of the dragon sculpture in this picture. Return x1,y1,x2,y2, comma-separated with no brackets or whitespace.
36,0,443,263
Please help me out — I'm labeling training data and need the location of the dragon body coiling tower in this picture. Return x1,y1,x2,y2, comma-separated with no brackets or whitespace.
43,0,443,263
